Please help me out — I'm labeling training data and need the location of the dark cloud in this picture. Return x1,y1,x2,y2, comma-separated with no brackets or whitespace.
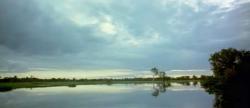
0,0,107,56
0,0,250,74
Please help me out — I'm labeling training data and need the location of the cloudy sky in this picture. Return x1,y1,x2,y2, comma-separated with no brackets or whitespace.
0,0,250,78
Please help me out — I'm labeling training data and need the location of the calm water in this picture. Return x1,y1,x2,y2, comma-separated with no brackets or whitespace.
0,83,214,108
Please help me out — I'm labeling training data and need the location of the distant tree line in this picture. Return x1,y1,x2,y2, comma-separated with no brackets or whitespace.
0,75,210,83
0,67,211,83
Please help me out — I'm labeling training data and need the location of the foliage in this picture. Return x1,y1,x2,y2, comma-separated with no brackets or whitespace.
151,67,159,76
209,48,250,80
203,48,250,108
150,67,168,81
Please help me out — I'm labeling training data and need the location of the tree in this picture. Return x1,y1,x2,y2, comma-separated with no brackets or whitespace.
192,75,198,80
209,48,250,80
206,48,250,108
159,71,166,81
151,67,159,81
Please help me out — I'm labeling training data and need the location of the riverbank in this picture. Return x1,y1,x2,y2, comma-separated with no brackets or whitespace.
0,80,201,91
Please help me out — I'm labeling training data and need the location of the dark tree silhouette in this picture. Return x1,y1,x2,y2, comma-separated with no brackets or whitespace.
151,67,159,81
159,71,166,81
203,48,250,108
209,48,240,80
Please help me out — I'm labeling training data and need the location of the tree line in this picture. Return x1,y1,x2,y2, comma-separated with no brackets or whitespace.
0,75,209,82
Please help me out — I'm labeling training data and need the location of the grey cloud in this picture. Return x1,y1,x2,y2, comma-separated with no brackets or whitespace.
0,0,250,74
0,0,107,56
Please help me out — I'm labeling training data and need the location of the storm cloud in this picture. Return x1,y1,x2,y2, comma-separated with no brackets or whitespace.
0,0,250,77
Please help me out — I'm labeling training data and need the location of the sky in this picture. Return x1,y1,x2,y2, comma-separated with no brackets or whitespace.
0,0,250,78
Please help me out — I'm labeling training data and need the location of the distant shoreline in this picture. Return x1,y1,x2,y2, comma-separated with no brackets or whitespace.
0,79,204,92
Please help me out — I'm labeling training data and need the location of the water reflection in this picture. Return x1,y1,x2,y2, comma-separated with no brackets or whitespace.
151,82,170,97
150,81,203,97
203,83,249,108
0,82,213,108
1,82,247,108
68,84,77,88
0,86,13,92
